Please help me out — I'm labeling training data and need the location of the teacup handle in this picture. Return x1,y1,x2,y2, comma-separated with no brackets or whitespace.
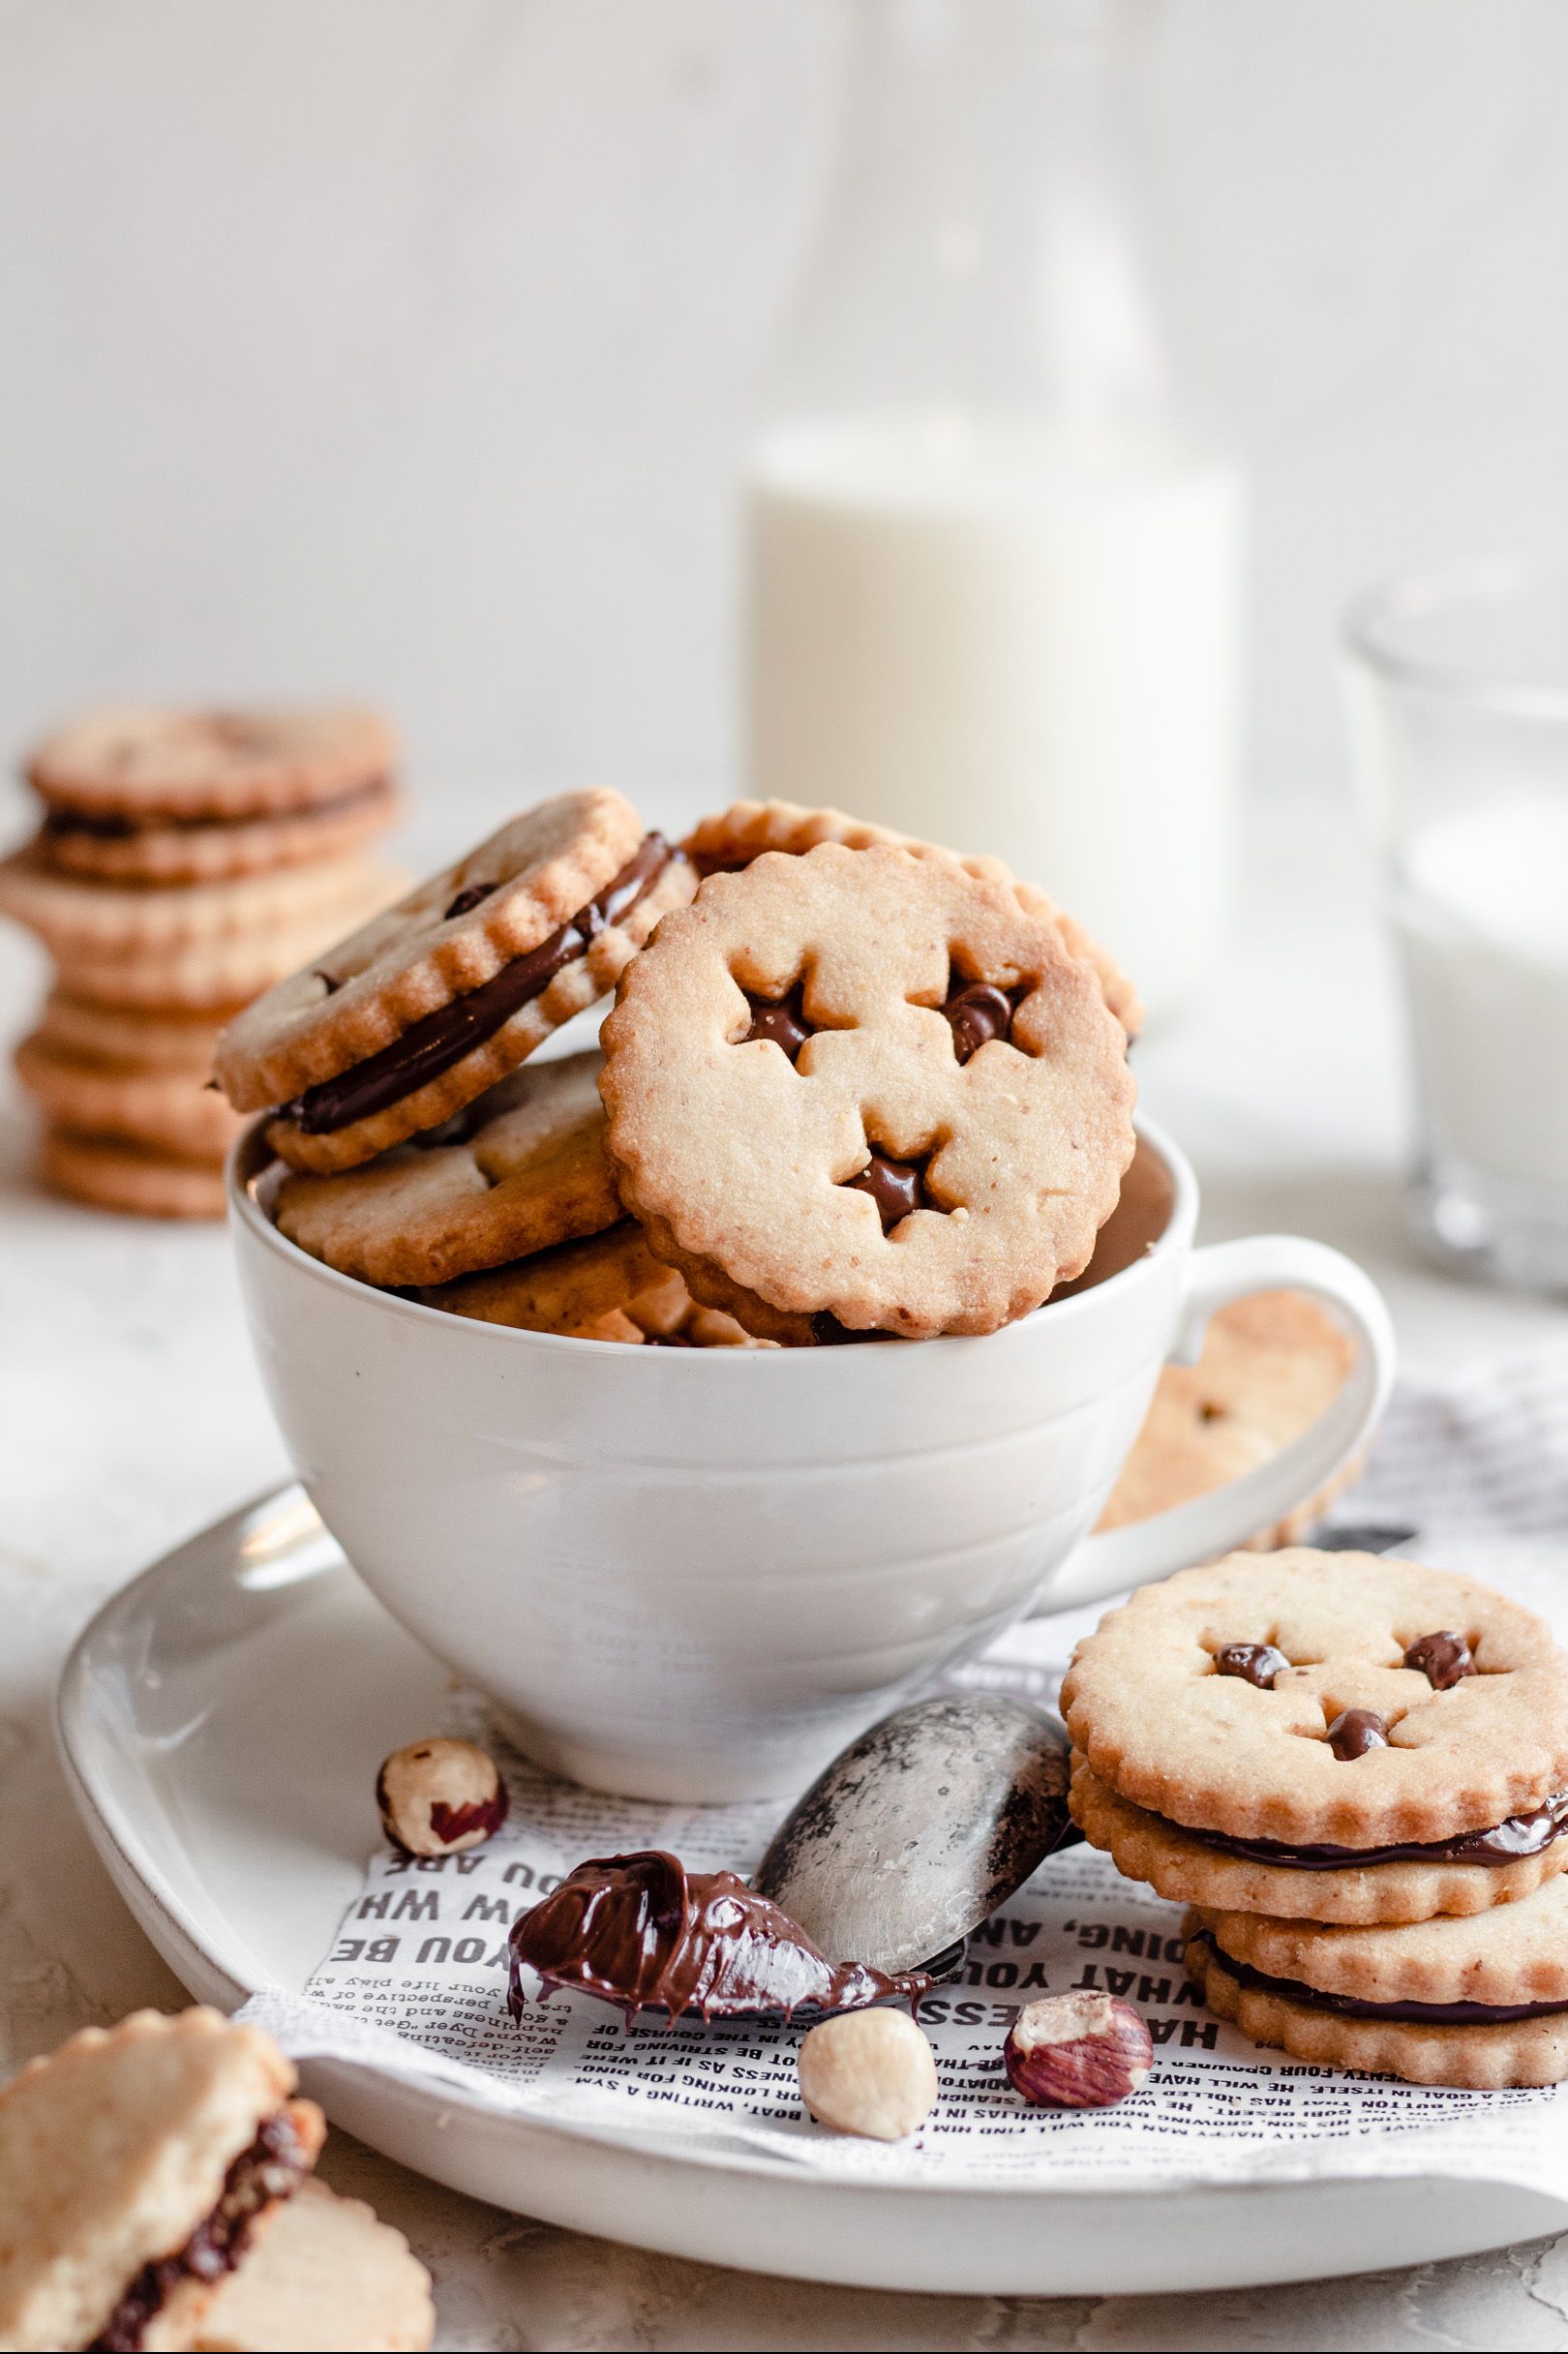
1034,1235,1397,1616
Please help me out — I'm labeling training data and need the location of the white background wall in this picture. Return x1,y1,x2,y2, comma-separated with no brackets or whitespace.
3,0,1567,809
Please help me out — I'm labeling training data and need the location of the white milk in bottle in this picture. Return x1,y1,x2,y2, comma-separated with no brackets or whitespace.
746,410,1245,1011
740,0,1248,1017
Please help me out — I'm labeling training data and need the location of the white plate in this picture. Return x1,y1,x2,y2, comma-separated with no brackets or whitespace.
57,1487,1568,2297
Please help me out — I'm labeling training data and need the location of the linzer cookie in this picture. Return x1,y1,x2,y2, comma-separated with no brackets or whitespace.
1064,1550,1568,1924
41,789,400,888
1097,1289,1357,1550
274,1050,620,1287
26,703,396,824
41,1129,230,1220
216,792,695,1172
0,2007,325,2352
15,1028,242,1162
34,989,243,1071
28,702,398,886
684,796,1143,1036
1072,1757,1568,1926
1186,1877,1568,2088
0,843,389,963
425,1220,768,1346
54,877,405,1012
600,842,1135,1341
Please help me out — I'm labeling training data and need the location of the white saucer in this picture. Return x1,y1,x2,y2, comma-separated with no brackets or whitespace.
56,1487,1568,2297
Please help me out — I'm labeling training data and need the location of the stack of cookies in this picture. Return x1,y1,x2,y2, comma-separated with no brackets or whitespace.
1064,1549,1568,2087
0,705,403,1217
212,790,1145,1343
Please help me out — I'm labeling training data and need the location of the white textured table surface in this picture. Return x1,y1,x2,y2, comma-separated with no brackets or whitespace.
5,794,1568,2352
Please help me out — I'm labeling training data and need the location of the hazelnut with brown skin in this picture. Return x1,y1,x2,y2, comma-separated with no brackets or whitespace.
798,2008,939,2141
1004,1991,1153,2108
377,1737,509,1857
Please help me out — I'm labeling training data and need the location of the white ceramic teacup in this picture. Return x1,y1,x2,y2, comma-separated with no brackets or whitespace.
230,1114,1394,1801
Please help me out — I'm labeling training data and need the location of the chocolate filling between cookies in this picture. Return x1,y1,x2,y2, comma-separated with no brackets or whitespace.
1186,1791,1568,1871
44,774,395,840
87,2106,313,2352
285,832,676,1134
1187,1928,1568,2028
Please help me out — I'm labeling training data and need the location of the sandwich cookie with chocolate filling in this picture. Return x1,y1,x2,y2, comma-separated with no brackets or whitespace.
17,985,247,1185
15,1029,243,1163
47,872,407,1015
601,841,1135,1342
684,796,1143,1037
0,2007,325,2352
40,1130,232,1221
423,1219,769,1346
216,792,696,1173
32,990,245,1072
1185,1874,1568,2088
0,845,400,971
272,1050,621,1287
1064,1550,1568,1924
23,704,400,884
1096,1288,1359,1551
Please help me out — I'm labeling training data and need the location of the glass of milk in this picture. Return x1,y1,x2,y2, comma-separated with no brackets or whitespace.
1344,558,1568,1292
743,0,1247,1018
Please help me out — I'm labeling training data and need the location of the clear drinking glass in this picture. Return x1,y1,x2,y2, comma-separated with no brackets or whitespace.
1343,558,1568,1292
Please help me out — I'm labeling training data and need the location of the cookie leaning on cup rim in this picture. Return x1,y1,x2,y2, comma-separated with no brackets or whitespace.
600,841,1136,1343
216,792,697,1173
1064,1550,1568,1924
1185,1875,1568,2088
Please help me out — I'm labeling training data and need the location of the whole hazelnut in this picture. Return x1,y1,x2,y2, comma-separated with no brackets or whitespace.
377,1737,509,1857
798,2008,939,2141
1004,1992,1153,2109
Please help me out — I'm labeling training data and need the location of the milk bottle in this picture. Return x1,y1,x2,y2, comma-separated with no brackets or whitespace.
747,411,1245,1011
743,2,1246,1016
